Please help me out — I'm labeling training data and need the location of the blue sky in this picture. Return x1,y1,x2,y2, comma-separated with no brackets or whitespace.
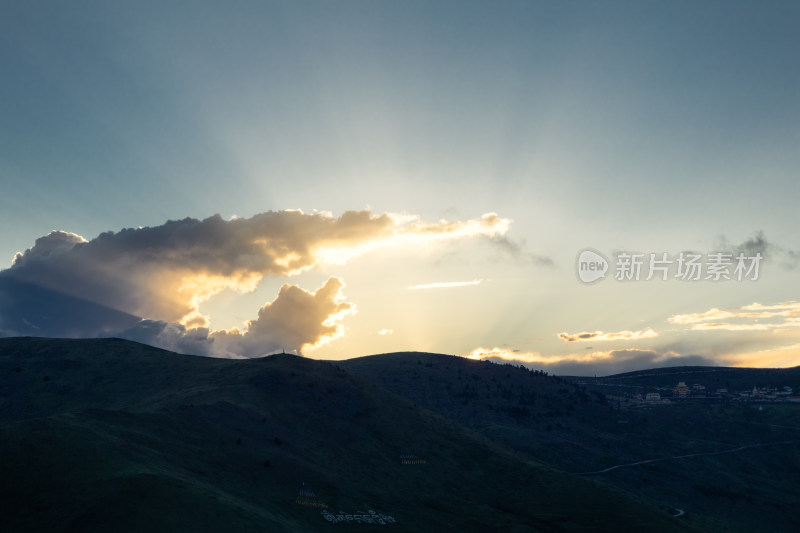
2,1,799,374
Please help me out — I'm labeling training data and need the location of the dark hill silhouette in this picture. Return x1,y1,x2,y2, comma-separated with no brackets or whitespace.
341,352,610,423
575,365,800,392
342,352,800,533
0,338,688,532
340,352,621,469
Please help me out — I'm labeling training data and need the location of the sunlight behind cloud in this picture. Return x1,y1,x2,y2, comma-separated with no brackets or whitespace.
313,212,509,265
464,347,614,365
725,342,800,368
1,210,509,358
177,271,263,327
462,346,722,375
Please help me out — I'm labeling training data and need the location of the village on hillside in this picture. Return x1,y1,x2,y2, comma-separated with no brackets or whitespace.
571,374,800,409
616,381,800,408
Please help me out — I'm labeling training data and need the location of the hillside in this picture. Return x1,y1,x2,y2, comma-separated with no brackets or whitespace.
340,353,621,468
0,338,688,532
342,353,800,533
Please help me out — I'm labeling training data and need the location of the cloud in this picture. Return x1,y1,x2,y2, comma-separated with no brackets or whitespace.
688,319,800,332
475,299,800,376
668,308,737,324
714,230,772,257
668,301,800,332
408,279,482,290
741,302,800,312
11,230,87,266
7,210,508,328
465,347,550,364
1,209,509,356
486,235,554,266
117,320,223,358
211,277,354,357
714,231,800,269
558,328,657,343
113,278,353,358
378,329,393,336
464,346,716,376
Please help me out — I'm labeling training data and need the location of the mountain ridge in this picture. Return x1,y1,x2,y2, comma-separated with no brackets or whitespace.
0,337,691,532
340,350,800,533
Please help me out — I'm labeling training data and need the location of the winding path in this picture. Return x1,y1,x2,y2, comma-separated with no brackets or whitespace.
574,439,800,475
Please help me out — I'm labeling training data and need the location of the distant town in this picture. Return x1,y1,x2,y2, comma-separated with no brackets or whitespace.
613,381,800,408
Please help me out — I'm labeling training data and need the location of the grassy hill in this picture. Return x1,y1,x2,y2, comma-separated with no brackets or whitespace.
339,352,620,469
0,338,690,532
342,352,800,533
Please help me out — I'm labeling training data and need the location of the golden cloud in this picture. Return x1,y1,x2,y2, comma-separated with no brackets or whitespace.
210,277,355,357
8,210,509,325
669,301,800,325
668,301,800,337
464,346,615,365
463,346,712,375
557,328,658,343
4,210,509,356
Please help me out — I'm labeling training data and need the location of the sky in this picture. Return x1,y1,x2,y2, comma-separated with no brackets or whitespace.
1,1,799,375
